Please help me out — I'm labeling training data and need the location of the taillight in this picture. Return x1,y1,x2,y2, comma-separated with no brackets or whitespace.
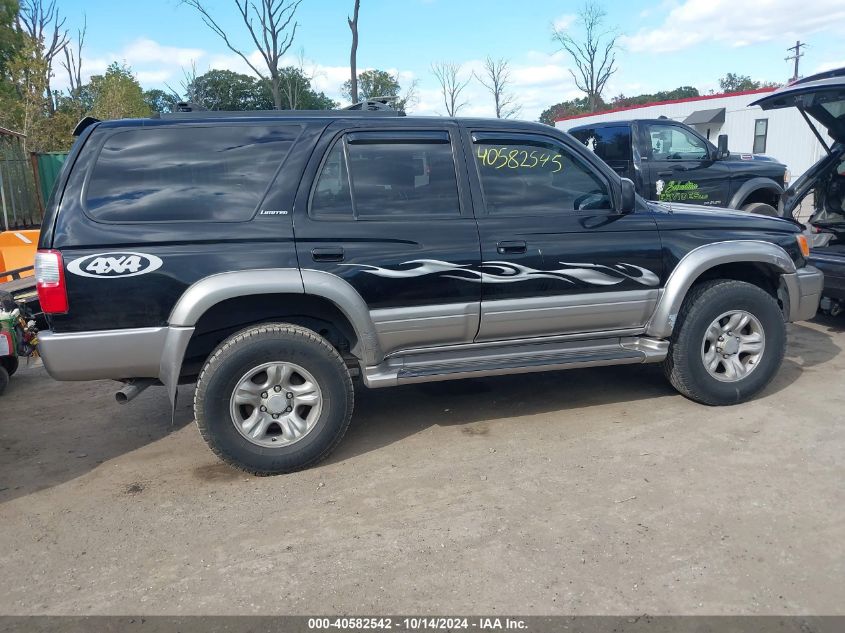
35,249,68,314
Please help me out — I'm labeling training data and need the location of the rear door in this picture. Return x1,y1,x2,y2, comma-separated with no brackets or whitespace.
464,127,663,342
640,121,730,206
293,123,481,356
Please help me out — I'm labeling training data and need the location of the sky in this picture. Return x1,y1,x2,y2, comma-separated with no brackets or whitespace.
54,0,845,120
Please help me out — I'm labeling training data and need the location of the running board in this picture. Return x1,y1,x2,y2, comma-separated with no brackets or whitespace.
362,336,668,388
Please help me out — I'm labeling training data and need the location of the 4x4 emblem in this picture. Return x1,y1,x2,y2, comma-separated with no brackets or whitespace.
67,252,163,278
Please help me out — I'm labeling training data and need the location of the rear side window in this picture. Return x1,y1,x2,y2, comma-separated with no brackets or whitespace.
571,125,631,162
85,125,300,222
310,132,461,219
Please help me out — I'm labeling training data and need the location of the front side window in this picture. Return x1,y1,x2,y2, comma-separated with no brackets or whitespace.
86,125,300,222
310,132,461,219
753,118,768,154
472,136,611,215
645,124,708,160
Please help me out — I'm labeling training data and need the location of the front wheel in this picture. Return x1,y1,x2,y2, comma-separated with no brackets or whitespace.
662,280,786,405
741,202,779,217
194,323,354,475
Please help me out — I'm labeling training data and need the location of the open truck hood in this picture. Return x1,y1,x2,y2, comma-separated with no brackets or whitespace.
751,68,845,142
752,68,845,217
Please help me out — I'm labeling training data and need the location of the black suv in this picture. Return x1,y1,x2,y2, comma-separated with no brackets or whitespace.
35,103,822,474
567,118,788,215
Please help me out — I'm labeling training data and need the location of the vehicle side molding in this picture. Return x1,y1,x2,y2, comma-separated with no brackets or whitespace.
646,240,797,338
728,177,784,210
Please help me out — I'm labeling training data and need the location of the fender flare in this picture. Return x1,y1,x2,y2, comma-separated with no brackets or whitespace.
728,177,784,210
161,268,382,405
645,240,796,339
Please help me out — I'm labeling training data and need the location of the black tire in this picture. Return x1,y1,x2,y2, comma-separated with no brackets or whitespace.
1,355,19,376
662,280,786,406
0,366,8,395
741,202,779,217
194,323,354,475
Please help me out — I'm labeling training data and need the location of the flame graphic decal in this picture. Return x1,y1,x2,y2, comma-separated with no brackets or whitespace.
344,260,659,287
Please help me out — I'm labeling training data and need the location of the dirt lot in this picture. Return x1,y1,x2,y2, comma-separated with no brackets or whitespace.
0,316,843,615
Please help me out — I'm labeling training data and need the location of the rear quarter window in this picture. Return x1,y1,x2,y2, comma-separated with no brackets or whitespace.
84,124,300,222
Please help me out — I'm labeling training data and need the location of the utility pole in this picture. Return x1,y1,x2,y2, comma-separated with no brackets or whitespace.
785,40,806,83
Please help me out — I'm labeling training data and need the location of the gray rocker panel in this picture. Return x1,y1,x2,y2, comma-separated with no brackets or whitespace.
370,302,480,356
476,289,660,342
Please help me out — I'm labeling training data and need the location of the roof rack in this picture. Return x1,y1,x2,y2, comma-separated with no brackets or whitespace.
160,98,403,119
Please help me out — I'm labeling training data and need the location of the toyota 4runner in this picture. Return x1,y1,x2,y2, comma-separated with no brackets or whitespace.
34,103,823,474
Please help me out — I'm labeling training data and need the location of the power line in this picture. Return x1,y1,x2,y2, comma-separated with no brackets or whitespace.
785,40,807,83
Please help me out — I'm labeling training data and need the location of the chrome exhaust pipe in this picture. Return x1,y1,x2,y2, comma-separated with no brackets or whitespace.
115,379,156,404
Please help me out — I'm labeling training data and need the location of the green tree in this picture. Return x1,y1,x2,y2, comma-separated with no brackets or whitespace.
610,86,699,108
87,62,151,121
0,0,21,80
143,88,179,114
185,69,267,110
342,69,412,111
277,66,336,110
718,73,771,93
538,96,592,125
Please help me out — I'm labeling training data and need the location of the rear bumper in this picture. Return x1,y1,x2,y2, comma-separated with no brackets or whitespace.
38,325,195,404
783,265,824,322
39,327,168,381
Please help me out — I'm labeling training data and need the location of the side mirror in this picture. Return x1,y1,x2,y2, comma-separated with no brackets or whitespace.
620,178,636,213
717,134,729,159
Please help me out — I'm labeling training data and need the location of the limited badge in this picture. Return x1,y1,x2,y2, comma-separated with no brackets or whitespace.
66,252,163,278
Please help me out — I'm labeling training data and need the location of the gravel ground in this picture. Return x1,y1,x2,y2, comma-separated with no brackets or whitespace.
0,316,843,615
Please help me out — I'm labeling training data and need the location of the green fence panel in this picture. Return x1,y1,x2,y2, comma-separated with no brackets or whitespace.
35,152,68,209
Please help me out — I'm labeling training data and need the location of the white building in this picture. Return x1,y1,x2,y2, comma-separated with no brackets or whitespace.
555,88,833,177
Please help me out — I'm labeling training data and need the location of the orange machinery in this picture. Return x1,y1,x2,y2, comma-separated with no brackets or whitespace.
0,230,39,283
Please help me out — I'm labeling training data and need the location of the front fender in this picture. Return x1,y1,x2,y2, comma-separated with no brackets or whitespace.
646,240,796,338
728,177,784,211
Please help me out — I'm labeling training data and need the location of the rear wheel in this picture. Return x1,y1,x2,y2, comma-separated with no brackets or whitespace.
741,202,778,217
0,366,8,395
1,356,19,377
662,280,786,405
194,323,354,475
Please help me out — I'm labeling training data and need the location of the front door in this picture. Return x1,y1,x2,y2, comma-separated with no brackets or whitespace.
641,121,730,206
464,129,663,342
293,124,481,356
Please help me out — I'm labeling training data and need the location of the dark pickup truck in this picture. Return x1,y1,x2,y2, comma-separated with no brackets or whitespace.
568,118,788,215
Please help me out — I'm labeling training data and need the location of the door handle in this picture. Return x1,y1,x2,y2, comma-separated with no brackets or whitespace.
497,240,527,255
657,170,673,177
311,247,344,263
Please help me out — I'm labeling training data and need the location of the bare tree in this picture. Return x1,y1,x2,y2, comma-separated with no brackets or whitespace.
474,56,521,119
552,1,618,112
347,0,360,104
182,0,303,109
431,61,470,117
61,15,86,106
18,0,69,113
